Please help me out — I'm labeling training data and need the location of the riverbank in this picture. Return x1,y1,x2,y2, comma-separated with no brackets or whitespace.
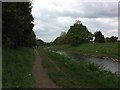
54,51,119,74
2,48,35,88
50,42,119,62
38,47,119,88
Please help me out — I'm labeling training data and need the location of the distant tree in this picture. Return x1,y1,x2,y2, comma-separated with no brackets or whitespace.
53,37,60,45
66,20,93,46
105,37,111,42
94,31,105,43
44,42,53,47
110,36,118,42
53,32,67,45
37,39,44,46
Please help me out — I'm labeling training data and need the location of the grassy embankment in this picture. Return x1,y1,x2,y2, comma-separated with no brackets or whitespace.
3,48,35,88
38,47,119,88
50,42,119,60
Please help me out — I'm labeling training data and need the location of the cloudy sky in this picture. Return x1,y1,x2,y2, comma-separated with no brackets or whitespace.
31,0,119,42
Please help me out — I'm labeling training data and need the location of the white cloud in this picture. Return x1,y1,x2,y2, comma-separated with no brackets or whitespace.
31,0,118,42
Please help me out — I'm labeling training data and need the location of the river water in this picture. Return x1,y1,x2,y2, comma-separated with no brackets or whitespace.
55,51,120,74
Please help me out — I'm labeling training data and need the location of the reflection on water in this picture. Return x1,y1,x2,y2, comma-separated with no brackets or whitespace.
86,57,119,74
55,51,119,74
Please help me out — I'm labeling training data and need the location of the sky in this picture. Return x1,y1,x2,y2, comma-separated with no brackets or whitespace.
31,0,119,42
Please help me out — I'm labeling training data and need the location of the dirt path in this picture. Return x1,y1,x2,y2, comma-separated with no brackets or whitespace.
32,49,58,88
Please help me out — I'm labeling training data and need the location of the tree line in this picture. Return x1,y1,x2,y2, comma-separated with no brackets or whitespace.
53,20,118,46
3,2,37,49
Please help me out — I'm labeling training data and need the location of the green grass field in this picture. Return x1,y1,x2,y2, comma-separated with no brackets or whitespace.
50,42,119,59
2,48,35,88
39,47,119,88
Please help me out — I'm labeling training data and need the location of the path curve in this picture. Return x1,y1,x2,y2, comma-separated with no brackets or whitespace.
32,49,58,88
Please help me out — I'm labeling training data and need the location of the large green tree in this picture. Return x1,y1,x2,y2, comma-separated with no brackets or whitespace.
2,2,36,48
66,20,93,46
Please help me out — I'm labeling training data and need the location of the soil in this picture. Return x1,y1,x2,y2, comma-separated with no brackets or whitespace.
32,49,59,88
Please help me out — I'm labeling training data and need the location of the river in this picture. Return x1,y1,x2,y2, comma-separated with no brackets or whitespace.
55,51,119,74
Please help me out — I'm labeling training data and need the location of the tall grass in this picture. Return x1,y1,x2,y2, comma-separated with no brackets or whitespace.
2,48,35,88
39,47,119,88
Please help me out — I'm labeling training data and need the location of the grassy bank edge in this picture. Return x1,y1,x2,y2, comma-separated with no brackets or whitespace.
50,42,119,61
38,47,119,88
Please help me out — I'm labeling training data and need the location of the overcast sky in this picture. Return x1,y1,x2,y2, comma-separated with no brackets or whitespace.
31,0,119,42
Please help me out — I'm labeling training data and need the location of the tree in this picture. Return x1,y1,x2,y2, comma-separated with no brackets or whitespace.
66,20,93,46
37,39,44,46
110,36,118,42
94,31,105,43
105,37,111,42
2,2,36,48
53,32,67,45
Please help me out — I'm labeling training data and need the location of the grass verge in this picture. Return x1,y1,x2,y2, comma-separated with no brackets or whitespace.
39,47,119,88
2,47,35,88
